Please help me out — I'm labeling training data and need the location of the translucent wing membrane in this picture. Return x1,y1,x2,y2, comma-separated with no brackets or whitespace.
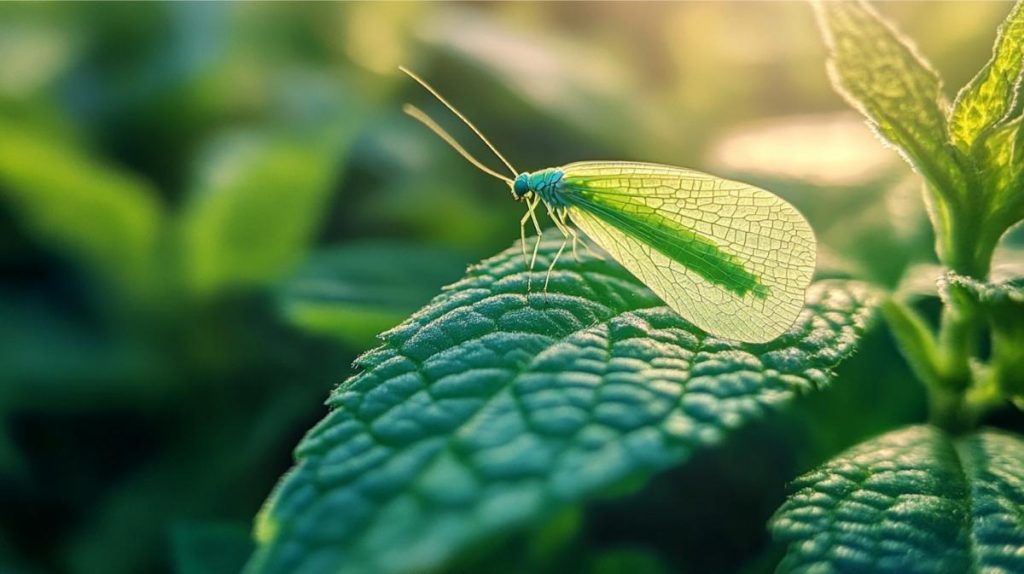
561,161,816,343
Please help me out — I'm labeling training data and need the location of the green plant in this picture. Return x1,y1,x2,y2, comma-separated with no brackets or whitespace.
248,238,875,573
248,2,1024,572
816,0,1024,433
780,1,1024,570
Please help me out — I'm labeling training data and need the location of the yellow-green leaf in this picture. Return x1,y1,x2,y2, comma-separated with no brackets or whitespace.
0,118,163,298
178,132,340,297
950,1,1024,152
814,0,964,199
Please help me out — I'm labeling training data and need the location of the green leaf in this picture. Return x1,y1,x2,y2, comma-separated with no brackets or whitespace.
976,114,1024,246
772,425,1024,573
880,298,943,390
939,267,1024,312
279,241,470,347
813,0,964,199
0,118,163,298
178,130,343,296
977,114,1024,197
247,237,879,574
950,1,1024,152
939,269,1024,399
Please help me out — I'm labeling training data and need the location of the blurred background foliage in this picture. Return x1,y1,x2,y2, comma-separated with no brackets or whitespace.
0,2,1019,573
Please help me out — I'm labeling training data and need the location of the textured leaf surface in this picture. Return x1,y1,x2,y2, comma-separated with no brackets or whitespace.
939,269,1024,310
772,425,1024,573
977,115,1024,198
248,237,878,574
940,268,1024,399
939,267,1024,344
950,2,1024,151
965,2,1024,237
813,0,963,196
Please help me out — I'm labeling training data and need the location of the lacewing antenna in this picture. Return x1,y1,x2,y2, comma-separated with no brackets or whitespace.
399,66,518,181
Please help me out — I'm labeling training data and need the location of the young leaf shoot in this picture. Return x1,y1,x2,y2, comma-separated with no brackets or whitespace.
400,67,816,343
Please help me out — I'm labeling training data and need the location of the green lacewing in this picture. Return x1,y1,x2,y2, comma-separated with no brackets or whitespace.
400,67,816,343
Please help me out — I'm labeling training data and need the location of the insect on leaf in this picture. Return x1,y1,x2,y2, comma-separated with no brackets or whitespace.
247,237,878,574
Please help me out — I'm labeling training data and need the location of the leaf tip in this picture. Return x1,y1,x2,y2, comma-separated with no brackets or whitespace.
253,508,279,546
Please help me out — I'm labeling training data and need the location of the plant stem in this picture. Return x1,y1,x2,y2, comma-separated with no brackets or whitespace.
942,203,994,280
881,299,943,389
936,300,975,390
928,280,986,433
915,175,1002,432
882,296,982,433
927,386,974,434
